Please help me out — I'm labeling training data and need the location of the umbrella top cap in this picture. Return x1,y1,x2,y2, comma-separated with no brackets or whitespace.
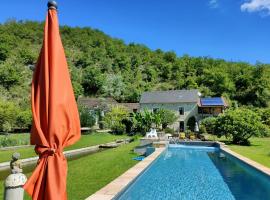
47,0,58,10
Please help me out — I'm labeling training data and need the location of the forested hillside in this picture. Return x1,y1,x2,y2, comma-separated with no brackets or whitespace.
0,20,270,130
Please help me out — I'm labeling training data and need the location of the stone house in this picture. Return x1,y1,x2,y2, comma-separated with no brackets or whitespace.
139,90,228,132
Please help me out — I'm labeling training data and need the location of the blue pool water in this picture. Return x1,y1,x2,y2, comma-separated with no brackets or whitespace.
115,146,270,200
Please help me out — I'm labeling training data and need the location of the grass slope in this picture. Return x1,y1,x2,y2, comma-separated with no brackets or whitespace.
0,141,139,200
0,133,126,163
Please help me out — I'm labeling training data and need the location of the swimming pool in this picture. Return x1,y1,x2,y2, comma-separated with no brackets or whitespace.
115,145,270,200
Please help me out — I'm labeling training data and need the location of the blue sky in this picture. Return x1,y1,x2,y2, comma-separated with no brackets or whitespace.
0,0,270,64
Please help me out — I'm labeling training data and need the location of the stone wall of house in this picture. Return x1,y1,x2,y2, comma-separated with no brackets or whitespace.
140,102,198,131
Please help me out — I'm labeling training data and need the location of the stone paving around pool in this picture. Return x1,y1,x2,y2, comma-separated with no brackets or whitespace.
86,147,165,200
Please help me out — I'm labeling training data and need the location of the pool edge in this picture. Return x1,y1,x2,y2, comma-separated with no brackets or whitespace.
219,143,270,177
85,147,165,200
85,142,270,200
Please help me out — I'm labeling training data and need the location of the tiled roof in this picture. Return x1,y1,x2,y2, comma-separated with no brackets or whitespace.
77,97,118,109
140,90,200,104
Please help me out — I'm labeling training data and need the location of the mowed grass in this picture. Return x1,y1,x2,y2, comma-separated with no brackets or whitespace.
227,137,270,168
0,140,139,200
0,133,127,163
67,140,139,200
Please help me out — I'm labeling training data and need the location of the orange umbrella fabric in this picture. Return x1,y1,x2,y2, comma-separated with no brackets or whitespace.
23,6,81,200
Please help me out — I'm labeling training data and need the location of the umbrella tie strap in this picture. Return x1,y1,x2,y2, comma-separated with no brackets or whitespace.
35,145,62,159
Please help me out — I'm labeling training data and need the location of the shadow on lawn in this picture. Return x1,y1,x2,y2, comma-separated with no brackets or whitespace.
223,140,261,147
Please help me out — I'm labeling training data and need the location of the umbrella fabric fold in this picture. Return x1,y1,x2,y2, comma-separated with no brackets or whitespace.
23,8,81,200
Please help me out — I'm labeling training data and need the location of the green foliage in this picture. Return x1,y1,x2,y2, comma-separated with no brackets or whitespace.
0,134,30,147
101,73,126,101
82,66,104,95
132,109,176,133
0,20,269,108
104,106,129,134
199,124,207,134
16,110,32,128
79,106,96,128
164,127,175,134
214,108,269,145
201,117,217,134
199,69,235,96
259,108,270,127
157,109,178,129
0,100,19,132
72,81,84,99
2,122,12,133
0,20,269,135
133,109,155,133
0,135,17,147
234,65,270,107
0,63,21,89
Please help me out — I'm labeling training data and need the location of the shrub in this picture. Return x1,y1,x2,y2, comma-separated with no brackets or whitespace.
98,121,105,130
79,106,96,128
133,109,154,133
215,108,267,145
185,129,191,136
0,134,29,147
2,122,12,133
16,110,32,129
199,124,207,134
0,100,19,132
164,127,174,134
157,109,178,129
200,117,217,134
104,106,129,134
0,136,17,147
122,118,133,134
110,122,126,135
260,108,270,127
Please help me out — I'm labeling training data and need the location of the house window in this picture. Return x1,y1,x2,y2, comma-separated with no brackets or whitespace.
153,108,159,113
179,107,184,115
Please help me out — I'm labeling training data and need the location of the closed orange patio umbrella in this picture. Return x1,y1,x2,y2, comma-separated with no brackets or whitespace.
23,1,81,199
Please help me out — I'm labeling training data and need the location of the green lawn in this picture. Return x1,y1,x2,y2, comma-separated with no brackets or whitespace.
0,140,139,200
0,133,127,163
227,137,270,168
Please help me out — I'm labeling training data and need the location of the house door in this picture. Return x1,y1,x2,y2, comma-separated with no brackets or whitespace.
179,121,184,132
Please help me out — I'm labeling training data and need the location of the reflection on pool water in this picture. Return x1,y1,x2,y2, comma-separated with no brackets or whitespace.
115,145,270,200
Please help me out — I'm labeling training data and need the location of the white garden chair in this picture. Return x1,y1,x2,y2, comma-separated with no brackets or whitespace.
146,128,158,138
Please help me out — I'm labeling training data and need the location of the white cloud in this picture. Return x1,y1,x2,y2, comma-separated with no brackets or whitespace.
241,0,270,15
209,0,219,8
